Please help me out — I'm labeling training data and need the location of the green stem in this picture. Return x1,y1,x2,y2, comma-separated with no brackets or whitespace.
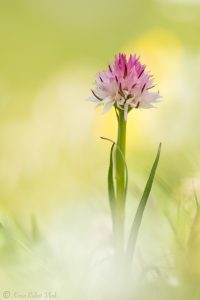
114,109,127,256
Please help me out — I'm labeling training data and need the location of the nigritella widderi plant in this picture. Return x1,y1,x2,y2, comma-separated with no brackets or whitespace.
89,53,162,264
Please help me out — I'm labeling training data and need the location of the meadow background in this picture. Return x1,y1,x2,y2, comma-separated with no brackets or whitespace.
0,0,200,299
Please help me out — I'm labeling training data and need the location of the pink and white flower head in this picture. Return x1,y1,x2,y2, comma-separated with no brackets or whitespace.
89,53,161,120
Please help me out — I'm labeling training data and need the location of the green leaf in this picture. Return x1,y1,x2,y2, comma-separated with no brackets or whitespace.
126,143,162,263
101,136,128,203
108,142,116,222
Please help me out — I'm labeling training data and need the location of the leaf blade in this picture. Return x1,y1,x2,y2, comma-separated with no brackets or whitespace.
101,136,128,203
126,143,162,262
108,142,116,222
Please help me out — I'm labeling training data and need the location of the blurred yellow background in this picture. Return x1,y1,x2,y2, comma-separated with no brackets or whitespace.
0,1,200,298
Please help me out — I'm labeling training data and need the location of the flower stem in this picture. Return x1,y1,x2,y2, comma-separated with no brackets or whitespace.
114,109,127,257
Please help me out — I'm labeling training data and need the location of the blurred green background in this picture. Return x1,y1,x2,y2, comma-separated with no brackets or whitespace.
0,0,200,299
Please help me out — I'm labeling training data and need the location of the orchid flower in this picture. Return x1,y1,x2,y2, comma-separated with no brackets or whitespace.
89,53,161,120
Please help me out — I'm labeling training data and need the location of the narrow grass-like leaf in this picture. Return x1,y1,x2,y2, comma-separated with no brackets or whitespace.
101,136,128,202
108,142,116,222
126,143,162,263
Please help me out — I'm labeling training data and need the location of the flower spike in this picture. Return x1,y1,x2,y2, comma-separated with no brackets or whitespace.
89,53,161,119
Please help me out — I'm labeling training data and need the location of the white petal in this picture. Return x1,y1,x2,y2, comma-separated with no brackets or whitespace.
142,91,161,102
102,101,115,114
130,102,137,108
102,96,112,104
87,96,99,103
140,102,155,108
126,97,134,104
117,98,125,106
